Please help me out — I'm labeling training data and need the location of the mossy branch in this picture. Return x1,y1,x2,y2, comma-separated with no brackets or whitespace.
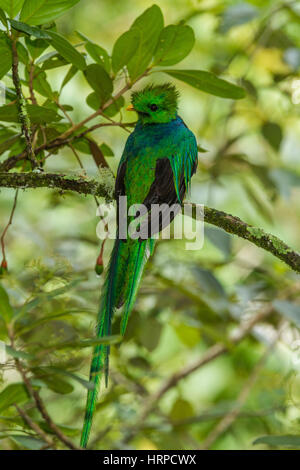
10,37,37,169
0,171,114,201
0,172,299,273
193,206,300,274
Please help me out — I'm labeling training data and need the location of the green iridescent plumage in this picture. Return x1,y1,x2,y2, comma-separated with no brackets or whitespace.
80,83,198,448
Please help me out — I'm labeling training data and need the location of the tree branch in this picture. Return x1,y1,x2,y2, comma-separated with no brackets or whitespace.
0,171,114,201
193,206,300,273
14,404,55,449
0,172,299,272
1,189,18,266
10,38,37,169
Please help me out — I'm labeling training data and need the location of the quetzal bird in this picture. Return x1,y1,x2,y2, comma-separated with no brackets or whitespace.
81,83,198,448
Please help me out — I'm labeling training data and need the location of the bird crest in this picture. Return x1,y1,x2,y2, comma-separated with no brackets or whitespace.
129,83,179,124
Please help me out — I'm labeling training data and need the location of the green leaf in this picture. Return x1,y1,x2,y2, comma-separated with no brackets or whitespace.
41,422,78,437
86,92,124,117
104,96,125,117
37,51,68,70
60,64,78,90
38,367,94,390
127,4,164,80
46,31,86,70
84,64,113,105
139,318,162,352
4,345,34,360
86,42,110,70
0,284,14,322
10,435,47,450
76,32,110,72
25,36,48,60
25,66,53,99
112,28,141,74
0,35,12,80
16,41,29,64
253,435,300,448
0,104,60,123
38,335,121,357
20,0,79,25
273,301,300,327
153,24,195,66
9,19,51,38
174,323,201,347
0,0,24,18
86,91,100,110
0,129,20,154
220,2,258,33
261,122,283,151
35,372,74,395
0,383,29,412
100,143,114,157
33,72,53,98
0,7,7,26
165,69,246,99
170,398,194,421
72,137,91,155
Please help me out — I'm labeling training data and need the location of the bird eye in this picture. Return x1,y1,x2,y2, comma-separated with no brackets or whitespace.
150,104,158,111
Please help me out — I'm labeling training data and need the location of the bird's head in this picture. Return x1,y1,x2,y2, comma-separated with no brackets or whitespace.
128,83,179,125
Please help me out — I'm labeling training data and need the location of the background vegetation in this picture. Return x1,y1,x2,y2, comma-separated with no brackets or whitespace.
0,0,300,450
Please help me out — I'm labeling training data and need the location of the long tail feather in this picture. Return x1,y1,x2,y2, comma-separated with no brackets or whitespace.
80,238,121,448
80,237,154,448
120,240,150,335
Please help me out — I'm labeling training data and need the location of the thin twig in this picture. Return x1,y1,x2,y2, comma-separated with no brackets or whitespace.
15,404,55,448
0,189,19,265
56,100,74,124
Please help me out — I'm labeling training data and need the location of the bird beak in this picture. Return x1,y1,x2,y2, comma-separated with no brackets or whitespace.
126,104,135,111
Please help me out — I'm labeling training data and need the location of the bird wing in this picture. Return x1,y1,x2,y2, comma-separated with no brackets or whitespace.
115,124,198,239
140,131,198,237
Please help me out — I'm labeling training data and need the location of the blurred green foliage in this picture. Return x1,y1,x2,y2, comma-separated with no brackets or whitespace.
0,0,300,451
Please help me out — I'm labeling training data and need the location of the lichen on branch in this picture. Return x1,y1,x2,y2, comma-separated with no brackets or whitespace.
0,171,114,201
10,37,37,169
0,171,299,273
